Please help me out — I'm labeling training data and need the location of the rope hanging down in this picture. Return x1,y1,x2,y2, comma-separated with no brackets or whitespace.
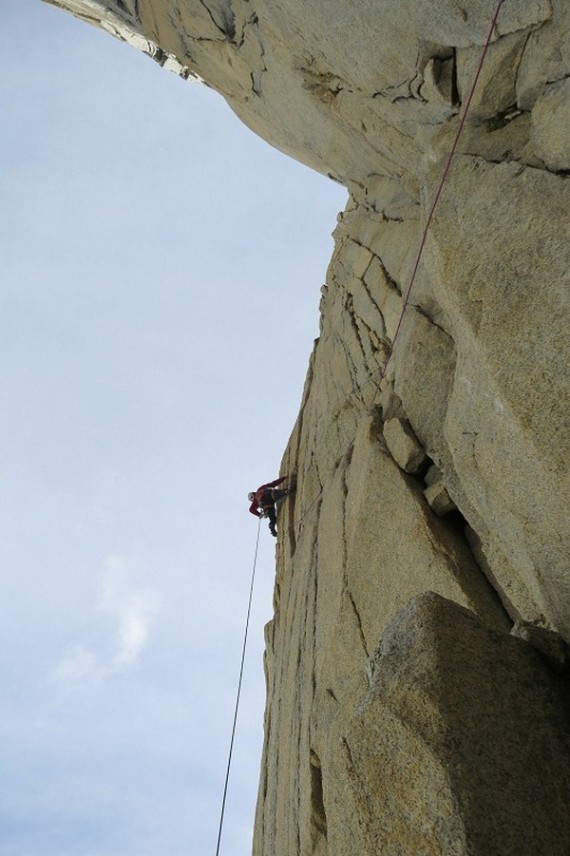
373,0,506,396
215,515,262,856
297,0,507,529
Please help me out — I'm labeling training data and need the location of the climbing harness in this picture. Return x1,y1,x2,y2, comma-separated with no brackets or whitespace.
215,515,262,856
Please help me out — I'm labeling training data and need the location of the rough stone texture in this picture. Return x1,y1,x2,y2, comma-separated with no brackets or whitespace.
424,479,456,517
383,417,427,474
511,621,569,673
42,0,570,853
530,77,570,171
327,593,570,856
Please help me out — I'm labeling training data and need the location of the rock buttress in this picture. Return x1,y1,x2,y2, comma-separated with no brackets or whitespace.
40,0,570,852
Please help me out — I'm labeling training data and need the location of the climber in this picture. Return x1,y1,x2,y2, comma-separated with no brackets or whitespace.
248,475,295,537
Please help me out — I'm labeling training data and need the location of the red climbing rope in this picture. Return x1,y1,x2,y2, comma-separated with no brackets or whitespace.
297,0,507,526
373,0,507,395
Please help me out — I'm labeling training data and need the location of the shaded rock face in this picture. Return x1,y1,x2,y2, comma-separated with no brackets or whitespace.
328,593,570,856
43,0,570,853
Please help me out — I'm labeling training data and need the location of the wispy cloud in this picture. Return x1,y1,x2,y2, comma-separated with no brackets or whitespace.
100,556,161,671
53,555,161,683
52,646,100,682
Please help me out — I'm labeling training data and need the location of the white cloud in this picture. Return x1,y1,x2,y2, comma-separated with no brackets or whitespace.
52,646,100,682
101,555,161,671
53,555,161,683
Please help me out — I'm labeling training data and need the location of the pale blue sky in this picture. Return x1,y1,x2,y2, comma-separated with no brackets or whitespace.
1,2,346,854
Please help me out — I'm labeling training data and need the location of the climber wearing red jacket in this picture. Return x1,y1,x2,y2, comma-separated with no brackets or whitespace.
248,476,294,537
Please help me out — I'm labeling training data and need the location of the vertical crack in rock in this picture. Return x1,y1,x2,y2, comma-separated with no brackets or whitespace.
338,444,370,665
346,589,370,663
338,735,375,849
309,751,328,853
344,293,371,368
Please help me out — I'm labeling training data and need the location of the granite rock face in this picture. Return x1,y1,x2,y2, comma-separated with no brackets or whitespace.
327,592,570,856
43,0,570,853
